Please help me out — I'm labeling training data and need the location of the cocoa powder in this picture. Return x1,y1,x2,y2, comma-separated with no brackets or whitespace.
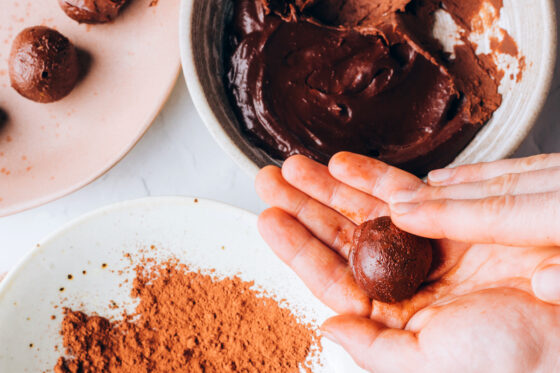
54,259,320,372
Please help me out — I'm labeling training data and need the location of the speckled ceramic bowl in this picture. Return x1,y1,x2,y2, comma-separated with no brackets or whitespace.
180,0,557,177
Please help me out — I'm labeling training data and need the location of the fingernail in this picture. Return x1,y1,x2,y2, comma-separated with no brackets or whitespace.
390,202,420,214
428,169,453,183
390,190,417,204
533,265,560,303
320,329,340,344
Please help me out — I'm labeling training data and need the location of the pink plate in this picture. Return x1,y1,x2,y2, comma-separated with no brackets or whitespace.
0,0,180,216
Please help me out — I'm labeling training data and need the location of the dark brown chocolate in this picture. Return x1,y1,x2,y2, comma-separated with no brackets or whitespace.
58,0,128,24
9,27,80,103
349,217,432,303
225,0,502,176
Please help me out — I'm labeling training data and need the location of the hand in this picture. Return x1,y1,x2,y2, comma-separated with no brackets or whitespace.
389,153,560,304
255,153,560,373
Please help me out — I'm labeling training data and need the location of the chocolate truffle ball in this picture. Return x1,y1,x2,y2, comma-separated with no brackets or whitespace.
9,27,80,103
349,217,432,303
58,0,128,24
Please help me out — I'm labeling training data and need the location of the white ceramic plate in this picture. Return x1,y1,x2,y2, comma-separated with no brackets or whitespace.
0,197,365,372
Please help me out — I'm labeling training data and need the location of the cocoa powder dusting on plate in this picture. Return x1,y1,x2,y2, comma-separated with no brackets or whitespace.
54,259,321,372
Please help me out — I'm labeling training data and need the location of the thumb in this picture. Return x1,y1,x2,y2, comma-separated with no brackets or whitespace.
321,315,423,373
532,255,560,305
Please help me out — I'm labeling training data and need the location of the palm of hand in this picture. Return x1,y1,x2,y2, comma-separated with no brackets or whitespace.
255,154,560,372
392,240,559,372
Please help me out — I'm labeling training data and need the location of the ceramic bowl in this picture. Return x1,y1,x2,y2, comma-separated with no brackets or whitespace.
180,0,557,176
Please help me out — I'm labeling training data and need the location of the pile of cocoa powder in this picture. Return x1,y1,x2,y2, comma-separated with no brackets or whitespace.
54,258,321,372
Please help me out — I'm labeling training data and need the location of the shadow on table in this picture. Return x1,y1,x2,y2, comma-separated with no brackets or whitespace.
0,108,8,137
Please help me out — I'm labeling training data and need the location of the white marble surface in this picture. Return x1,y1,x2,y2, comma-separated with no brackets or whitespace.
0,9,559,274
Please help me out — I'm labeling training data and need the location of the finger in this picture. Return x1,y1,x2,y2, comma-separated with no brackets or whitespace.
282,155,389,224
322,315,423,373
258,208,371,316
428,154,560,186
392,166,560,203
328,152,423,203
390,191,560,246
532,254,560,305
256,165,355,258
0,273,5,282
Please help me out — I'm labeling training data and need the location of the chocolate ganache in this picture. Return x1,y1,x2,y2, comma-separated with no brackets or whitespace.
225,0,502,175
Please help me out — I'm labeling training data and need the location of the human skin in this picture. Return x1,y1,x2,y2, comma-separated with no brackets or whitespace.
255,152,560,373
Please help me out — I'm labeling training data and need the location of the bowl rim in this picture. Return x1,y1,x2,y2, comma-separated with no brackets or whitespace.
179,0,558,178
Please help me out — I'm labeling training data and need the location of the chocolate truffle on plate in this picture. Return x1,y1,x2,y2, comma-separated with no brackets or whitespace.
58,0,128,24
349,217,432,303
9,26,80,103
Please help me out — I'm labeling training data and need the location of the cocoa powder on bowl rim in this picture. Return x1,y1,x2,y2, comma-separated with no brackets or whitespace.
54,257,322,373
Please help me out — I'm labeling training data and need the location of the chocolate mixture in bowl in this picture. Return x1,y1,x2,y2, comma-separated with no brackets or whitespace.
225,0,518,175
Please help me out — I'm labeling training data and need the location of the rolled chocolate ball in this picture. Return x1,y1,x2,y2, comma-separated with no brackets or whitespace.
349,217,432,303
58,0,128,24
9,27,79,103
